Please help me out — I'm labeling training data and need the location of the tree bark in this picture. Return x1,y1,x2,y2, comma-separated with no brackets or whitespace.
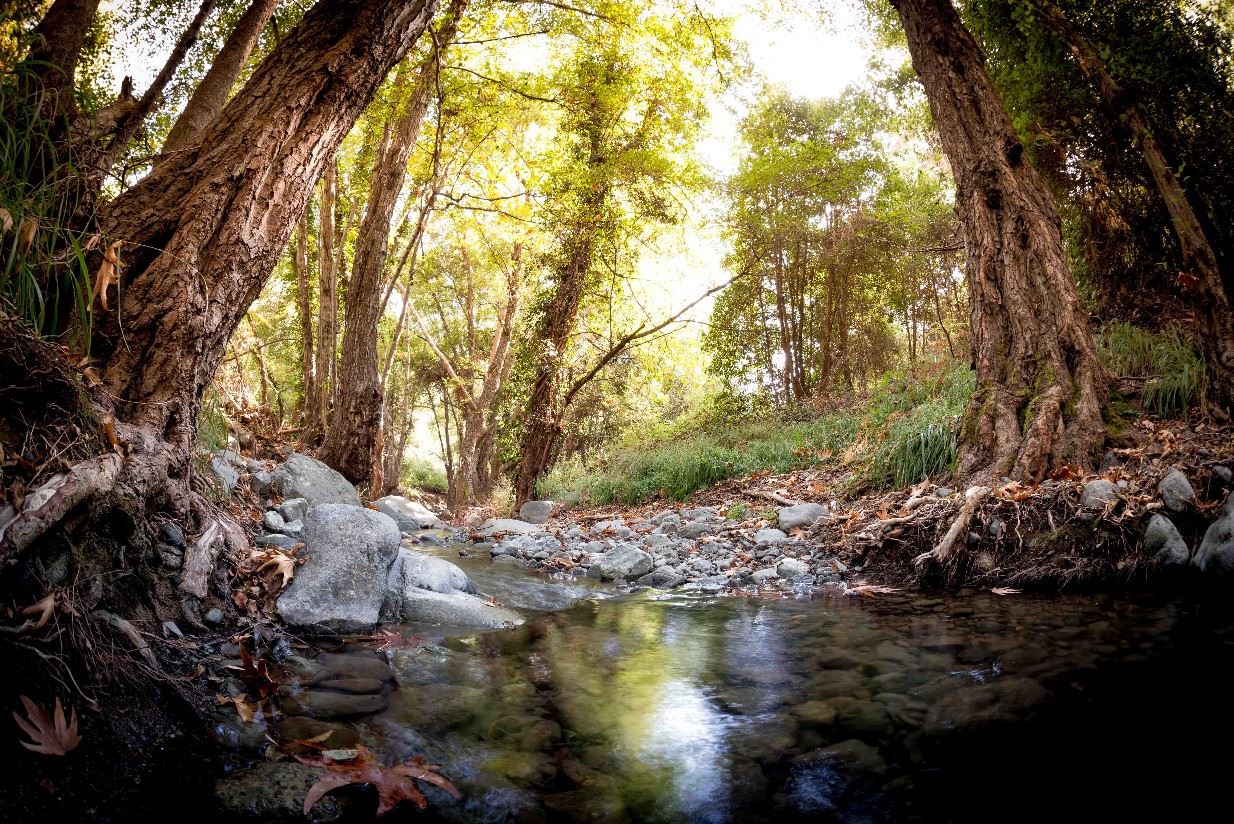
294,205,316,427
162,0,281,154
1030,0,1234,411
315,160,340,433
892,0,1108,483
320,0,466,483
93,0,439,459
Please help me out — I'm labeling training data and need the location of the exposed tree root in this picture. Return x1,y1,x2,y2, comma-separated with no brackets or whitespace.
914,485,992,569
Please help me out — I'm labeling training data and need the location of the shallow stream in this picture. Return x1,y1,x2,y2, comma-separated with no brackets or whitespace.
273,541,1234,822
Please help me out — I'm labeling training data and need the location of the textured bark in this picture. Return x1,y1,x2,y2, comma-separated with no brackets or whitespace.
893,0,1108,483
94,0,439,461
1031,0,1234,411
315,161,340,432
320,0,466,483
162,0,280,155
294,207,316,427
22,0,100,104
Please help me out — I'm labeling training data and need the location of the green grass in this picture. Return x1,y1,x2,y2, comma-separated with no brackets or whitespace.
402,457,448,495
540,358,974,505
1095,322,1207,417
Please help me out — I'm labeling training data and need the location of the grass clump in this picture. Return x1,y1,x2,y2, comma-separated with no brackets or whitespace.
1095,322,1206,417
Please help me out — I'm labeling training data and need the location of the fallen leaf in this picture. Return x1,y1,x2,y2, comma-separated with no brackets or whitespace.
13,696,81,755
20,593,56,631
0,207,12,233
91,240,124,311
298,744,460,816
257,549,299,591
17,217,37,256
844,582,900,597
991,587,1022,596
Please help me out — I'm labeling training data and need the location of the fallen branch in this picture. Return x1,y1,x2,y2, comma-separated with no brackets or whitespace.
915,485,992,568
742,488,800,507
0,454,123,562
94,610,160,671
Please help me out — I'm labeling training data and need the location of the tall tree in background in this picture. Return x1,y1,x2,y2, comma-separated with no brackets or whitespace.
321,0,468,483
891,0,1107,482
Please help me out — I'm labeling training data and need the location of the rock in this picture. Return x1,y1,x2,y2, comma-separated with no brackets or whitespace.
679,520,721,539
276,504,400,632
262,509,287,533
371,495,440,531
598,544,653,580
1193,493,1234,575
640,568,684,588
792,700,838,726
751,566,779,584
1158,467,1196,513
923,677,1050,736
477,518,541,537
214,762,346,823
777,557,810,579
778,503,829,531
818,739,886,776
275,716,361,749
754,527,787,544
282,519,304,537
204,607,224,625
1080,479,1119,510
1214,465,1232,485
314,652,391,682
271,453,360,507
934,487,954,498
316,677,384,695
1145,514,1189,568
280,690,387,719
159,521,186,549
385,548,474,598
277,497,309,523
255,533,299,549
518,500,554,524
207,456,240,496
393,587,523,628
250,470,274,497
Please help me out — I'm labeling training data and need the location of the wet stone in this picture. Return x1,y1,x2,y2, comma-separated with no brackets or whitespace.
316,676,385,695
280,690,388,719
213,762,346,823
314,651,392,682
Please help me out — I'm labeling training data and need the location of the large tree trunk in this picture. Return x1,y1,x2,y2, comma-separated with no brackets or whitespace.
162,0,280,155
893,0,1108,483
91,0,438,467
1031,0,1234,412
315,160,340,434
294,205,316,427
320,0,465,483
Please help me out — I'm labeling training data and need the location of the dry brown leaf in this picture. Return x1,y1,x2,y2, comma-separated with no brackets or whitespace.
92,240,124,311
845,582,900,597
991,587,1022,596
0,207,12,234
257,549,299,591
13,696,81,756
17,217,37,256
20,593,56,631
995,481,1036,502
298,744,459,816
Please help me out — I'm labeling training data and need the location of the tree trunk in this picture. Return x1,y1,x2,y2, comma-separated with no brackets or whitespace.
893,0,1108,482
294,205,316,427
1031,0,1234,412
315,160,340,433
161,0,281,154
93,0,439,458
320,0,466,483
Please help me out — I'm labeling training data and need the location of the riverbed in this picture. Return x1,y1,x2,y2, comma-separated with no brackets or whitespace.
228,541,1234,822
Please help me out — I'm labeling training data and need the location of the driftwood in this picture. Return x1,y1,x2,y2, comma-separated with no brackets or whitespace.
0,454,123,562
742,488,800,506
915,485,992,567
179,519,221,599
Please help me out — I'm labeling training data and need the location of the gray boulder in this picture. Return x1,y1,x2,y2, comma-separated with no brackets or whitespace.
262,509,287,533
777,557,810,579
1158,468,1196,513
271,453,360,507
386,548,474,597
477,518,541,536
1193,493,1234,575
1081,479,1119,510
250,470,274,497
276,504,400,632
277,497,309,523
778,503,829,531
1145,514,1189,569
372,495,441,531
598,544,653,580
214,762,346,823
751,567,780,584
519,500,554,525
754,527,787,544
392,587,523,628
207,456,240,496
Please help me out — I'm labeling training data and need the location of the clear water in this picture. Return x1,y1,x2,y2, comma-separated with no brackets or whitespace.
321,544,1234,821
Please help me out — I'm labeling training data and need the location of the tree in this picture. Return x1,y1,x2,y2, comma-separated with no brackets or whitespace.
891,0,1108,483
320,0,468,483
161,0,281,154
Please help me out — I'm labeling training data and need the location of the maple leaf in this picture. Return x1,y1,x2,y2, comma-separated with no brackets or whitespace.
227,645,279,700
299,745,460,816
256,548,300,590
13,696,80,755
991,587,1022,596
844,581,900,597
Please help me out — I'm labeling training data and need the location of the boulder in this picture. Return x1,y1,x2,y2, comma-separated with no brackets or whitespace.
371,495,440,531
214,762,346,823
391,587,523,628
751,566,779,584
598,544,653,580
277,497,309,523
386,548,475,597
207,456,240,496
518,500,554,525
1080,479,1119,510
279,690,387,719
1158,467,1196,513
271,453,360,507
754,527,787,544
1193,493,1234,575
778,503,829,531
250,469,274,497
777,557,810,579
276,504,400,632
1144,514,1189,569
476,518,541,537
262,510,287,533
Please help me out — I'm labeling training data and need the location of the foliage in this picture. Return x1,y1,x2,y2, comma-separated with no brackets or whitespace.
1095,322,1207,417
401,456,448,495
12,695,81,756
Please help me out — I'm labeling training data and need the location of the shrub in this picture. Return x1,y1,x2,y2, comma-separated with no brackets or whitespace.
1095,322,1207,417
